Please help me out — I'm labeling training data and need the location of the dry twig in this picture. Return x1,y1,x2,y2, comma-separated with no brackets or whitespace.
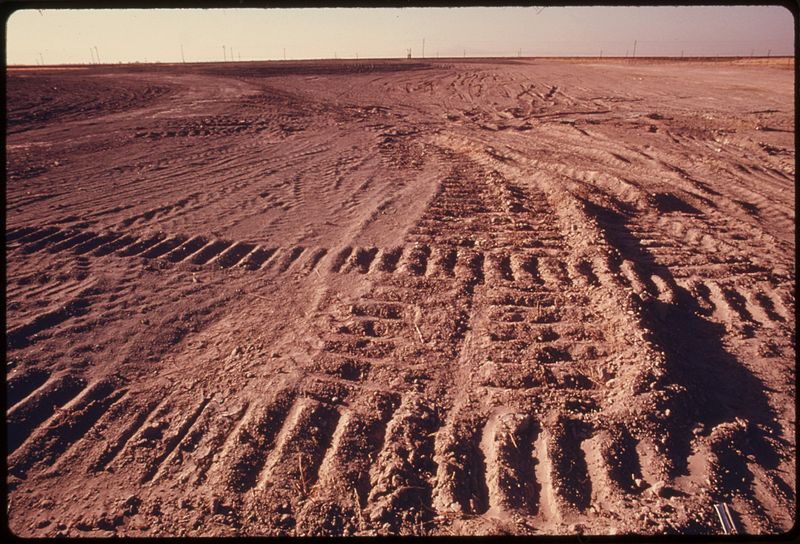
414,323,425,343
353,488,364,529
298,454,308,496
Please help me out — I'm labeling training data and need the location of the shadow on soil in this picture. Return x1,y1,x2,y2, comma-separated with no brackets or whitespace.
581,199,787,484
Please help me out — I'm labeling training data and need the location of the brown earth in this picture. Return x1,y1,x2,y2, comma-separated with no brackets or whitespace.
5,58,795,537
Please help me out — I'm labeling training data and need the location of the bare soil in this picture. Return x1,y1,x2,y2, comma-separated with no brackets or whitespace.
5,58,795,537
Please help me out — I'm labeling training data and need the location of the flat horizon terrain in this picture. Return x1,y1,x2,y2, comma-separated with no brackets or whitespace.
5,58,795,536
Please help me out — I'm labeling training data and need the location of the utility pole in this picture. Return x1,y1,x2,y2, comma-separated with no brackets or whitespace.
181,44,185,63
632,40,637,58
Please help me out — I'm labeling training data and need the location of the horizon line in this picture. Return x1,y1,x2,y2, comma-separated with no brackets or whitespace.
9,54,796,67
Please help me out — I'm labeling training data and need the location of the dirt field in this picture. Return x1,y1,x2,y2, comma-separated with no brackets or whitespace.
5,58,795,537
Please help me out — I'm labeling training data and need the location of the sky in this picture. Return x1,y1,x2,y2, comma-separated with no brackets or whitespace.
5,6,795,65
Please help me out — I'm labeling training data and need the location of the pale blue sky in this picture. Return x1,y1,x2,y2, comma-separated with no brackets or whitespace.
5,6,795,65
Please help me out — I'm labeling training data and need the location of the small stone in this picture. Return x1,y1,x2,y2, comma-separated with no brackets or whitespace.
648,480,669,498
369,507,386,522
